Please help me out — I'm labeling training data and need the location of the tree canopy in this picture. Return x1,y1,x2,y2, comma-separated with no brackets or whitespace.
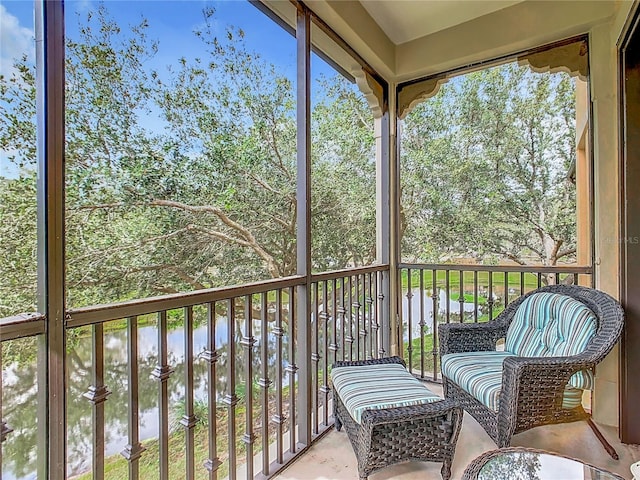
0,5,376,314
401,64,577,267
0,4,578,317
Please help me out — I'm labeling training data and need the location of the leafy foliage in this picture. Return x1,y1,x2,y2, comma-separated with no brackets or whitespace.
0,6,376,313
0,175,38,315
0,6,578,316
401,64,577,266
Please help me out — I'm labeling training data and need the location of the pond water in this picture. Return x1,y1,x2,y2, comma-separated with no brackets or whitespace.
2,315,293,480
401,288,486,340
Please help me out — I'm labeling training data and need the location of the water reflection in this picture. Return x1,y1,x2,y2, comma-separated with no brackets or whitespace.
402,288,483,340
3,314,293,479
2,343,39,480
479,452,542,479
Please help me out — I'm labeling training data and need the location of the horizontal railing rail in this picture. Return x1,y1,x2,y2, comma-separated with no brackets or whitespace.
0,313,46,341
398,263,593,382
399,263,593,274
66,275,307,328
310,264,389,282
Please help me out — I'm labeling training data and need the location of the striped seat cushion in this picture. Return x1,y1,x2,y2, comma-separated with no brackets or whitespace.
442,351,514,411
331,363,440,424
441,351,584,411
505,292,597,390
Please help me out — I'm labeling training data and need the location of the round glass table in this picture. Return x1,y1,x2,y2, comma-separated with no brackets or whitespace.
463,447,625,480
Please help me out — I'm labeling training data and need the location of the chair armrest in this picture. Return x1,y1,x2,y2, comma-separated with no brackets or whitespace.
439,322,508,355
333,356,405,369
499,354,595,419
502,354,594,384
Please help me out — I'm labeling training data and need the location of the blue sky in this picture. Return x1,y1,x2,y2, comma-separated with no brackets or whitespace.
1,0,338,94
1,0,317,78
0,0,340,177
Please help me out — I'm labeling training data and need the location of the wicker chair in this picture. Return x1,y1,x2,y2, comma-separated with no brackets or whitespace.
332,356,463,480
439,285,624,459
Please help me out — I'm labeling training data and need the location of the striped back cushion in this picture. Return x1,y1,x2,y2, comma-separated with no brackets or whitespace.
505,292,597,390
331,363,440,424
506,292,597,357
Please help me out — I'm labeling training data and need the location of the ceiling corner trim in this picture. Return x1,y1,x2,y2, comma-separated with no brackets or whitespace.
397,77,448,119
354,69,387,118
517,39,589,81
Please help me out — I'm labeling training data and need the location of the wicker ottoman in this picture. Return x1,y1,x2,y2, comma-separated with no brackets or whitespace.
331,356,462,480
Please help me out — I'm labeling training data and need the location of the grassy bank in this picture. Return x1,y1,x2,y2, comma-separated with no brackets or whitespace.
74,386,293,480
400,268,545,290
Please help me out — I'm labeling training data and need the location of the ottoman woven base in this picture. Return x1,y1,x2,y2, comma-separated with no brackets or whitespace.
332,356,462,480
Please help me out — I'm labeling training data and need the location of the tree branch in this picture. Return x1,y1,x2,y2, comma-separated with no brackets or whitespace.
150,198,281,277
186,224,252,247
68,227,192,264
249,173,283,196
124,263,206,290
556,247,577,260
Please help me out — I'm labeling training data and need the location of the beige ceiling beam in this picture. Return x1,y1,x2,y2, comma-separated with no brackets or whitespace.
395,1,615,83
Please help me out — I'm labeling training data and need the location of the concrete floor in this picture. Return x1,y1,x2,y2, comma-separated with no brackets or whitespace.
274,384,640,480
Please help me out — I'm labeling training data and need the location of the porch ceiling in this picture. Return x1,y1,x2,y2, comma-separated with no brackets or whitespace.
302,0,621,83
359,0,524,45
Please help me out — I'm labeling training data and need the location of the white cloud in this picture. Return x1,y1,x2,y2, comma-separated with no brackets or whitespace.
0,4,35,79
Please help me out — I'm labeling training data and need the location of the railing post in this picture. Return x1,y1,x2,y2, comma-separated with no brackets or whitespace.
203,303,221,479
295,4,312,447
406,268,413,369
223,300,238,480
376,272,385,357
241,296,256,477
181,306,197,480
272,290,285,464
121,316,145,480
151,311,173,480
286,288,297,453
376,110,392,356
36,1,66,477
258,293,272,475
83,324,111,480
321,281,330,425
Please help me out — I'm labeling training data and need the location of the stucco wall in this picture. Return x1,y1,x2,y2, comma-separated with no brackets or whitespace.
575,79,591,272
589,0,637,428
590,21,621,427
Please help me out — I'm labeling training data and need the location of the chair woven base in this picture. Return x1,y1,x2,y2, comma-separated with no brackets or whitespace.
443,374,588,448
333,357,463,480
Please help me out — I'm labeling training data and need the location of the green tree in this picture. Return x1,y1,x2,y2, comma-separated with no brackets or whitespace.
401,63,577,267
311,76,376,271
0,175,37,316
0,5,376,310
